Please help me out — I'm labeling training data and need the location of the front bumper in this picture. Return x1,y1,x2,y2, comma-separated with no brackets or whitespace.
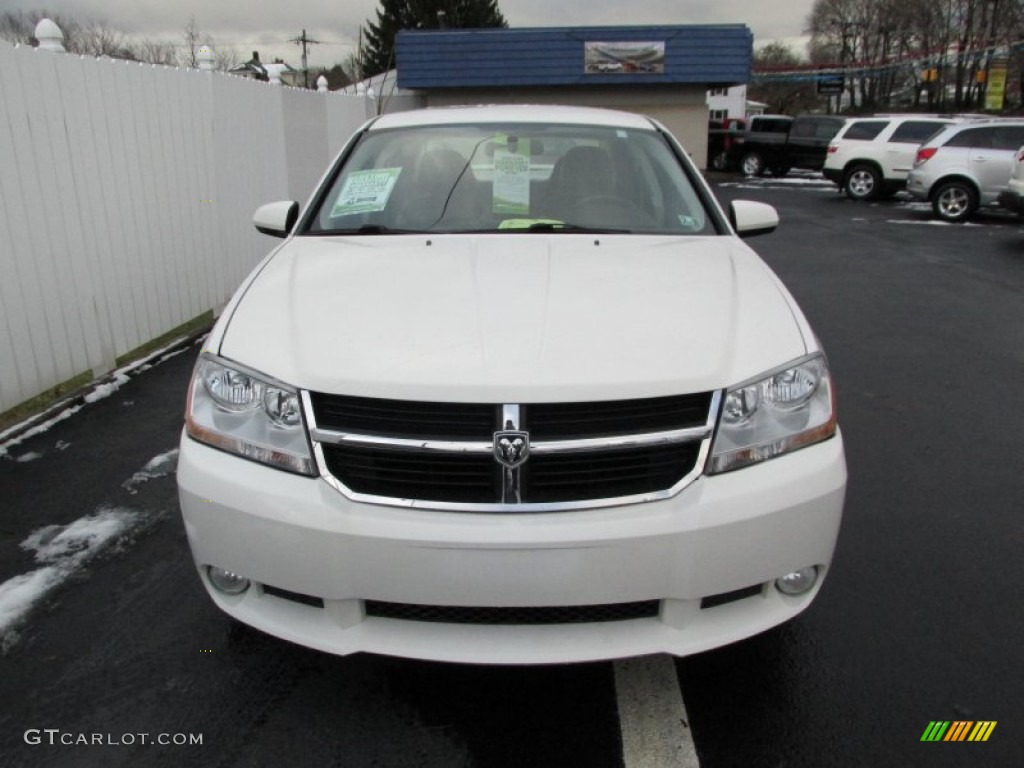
178,431,846,664
905,175,930,201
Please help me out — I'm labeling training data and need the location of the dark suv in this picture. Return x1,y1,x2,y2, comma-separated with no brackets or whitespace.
732,115,845,177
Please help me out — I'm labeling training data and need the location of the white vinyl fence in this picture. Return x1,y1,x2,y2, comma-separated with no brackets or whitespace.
0,41,423,415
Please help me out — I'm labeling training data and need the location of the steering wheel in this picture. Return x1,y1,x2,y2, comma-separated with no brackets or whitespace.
567,195,657,229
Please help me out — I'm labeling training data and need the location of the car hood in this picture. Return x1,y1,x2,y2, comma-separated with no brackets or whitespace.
217,234,809,402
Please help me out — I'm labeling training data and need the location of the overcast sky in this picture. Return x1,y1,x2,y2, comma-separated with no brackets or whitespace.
8,0,815,68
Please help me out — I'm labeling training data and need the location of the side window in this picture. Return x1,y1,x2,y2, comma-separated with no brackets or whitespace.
945,128,991,149
790,120,815,138
752,118,790,133
891,121,949,143
816,121,842,139
842,121,888,140
991,125,1024,150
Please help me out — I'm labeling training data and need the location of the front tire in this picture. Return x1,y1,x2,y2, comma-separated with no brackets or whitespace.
740,152,765,177
932,181,977,223
844,164,881,200
711,151,731,171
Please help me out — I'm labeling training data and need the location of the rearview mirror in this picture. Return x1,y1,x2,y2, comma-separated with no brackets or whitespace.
729,200,779,238
253,201,300,238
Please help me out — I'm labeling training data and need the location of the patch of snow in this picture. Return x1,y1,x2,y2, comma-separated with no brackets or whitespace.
83,373,131,404
55,440,71,451
0,566,63,647
719,177,833,189
15,452,42,463
122,448,179,494
1,507,142,649
886,219,983,227
21,508,140,563
0,404,83,456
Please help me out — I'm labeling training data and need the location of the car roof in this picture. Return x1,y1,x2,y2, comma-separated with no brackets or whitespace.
369,104,656,131
917,117,1024,145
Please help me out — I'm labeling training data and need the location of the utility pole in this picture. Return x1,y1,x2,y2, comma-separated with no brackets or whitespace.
289,29,321,88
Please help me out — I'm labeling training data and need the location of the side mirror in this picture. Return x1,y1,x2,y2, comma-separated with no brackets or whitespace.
728,200,779,238
253,201,300,238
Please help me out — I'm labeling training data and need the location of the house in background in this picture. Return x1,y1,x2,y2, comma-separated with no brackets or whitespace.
230,51,269,81
707,85,767,119
230,51,303,87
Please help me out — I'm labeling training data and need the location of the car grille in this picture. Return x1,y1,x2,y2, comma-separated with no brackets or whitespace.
306,392,718,511
364,600,661,625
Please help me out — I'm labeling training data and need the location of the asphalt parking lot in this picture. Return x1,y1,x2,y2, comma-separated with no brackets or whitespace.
0,173,1020,767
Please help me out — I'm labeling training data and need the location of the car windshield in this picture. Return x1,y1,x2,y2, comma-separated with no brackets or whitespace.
303,121,715,236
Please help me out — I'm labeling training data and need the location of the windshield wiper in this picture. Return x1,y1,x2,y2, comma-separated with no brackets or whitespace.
524,222,633,234
309,224,425,236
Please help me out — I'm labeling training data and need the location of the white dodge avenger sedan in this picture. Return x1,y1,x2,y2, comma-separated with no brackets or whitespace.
177,105,846,664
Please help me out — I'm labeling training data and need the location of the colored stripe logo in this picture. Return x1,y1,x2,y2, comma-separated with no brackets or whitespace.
921,721,997,742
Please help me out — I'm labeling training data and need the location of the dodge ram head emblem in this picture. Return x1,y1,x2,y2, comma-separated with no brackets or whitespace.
494,430,530,469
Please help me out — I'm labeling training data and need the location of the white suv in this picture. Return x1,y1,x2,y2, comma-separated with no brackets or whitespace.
823,116,955,200
907,119,1024,222
177,105,846,664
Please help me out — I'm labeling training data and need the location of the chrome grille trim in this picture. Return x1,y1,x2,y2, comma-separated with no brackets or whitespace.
309,426,712,454
302,390,721,512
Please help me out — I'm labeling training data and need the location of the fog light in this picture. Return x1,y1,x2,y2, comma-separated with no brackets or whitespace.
207,566,250,595
775,566,818,596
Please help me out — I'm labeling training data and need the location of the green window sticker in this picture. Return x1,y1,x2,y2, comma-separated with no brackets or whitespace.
492,137,531,215
330,168,402,216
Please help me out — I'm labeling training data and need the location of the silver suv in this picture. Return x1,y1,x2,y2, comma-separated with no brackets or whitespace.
823,116,955,200
906,119,1024,222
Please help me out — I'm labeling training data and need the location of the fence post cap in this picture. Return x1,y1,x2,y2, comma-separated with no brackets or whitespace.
197,46,217,71
34,18,66,52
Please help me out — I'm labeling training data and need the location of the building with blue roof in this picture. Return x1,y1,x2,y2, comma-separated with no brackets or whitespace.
394,25,752,168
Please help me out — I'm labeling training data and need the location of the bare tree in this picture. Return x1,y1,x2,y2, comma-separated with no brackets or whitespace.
136,38,179,66
76,19,137,59
750,42,823,114
181,15,200,68
212,45,242,72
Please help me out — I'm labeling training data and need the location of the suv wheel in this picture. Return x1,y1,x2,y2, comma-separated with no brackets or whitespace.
932,181,977,223
844,165,881,201
711,151,731,171
740,152,765,177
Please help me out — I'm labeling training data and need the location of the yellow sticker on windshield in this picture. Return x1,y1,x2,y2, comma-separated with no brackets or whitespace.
498,218,564,229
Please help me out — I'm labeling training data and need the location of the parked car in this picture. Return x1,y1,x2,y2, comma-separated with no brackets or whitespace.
706,116,746,171
177,104,847,664
731,114,845,177
907,119,1024,222
823,115,957,200
997,146,1024,214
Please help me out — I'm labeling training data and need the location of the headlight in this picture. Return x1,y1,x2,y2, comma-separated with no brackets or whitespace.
185,354,314,475
708,354,837,473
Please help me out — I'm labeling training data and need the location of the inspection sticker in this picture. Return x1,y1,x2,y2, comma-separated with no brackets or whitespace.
330,168,402,216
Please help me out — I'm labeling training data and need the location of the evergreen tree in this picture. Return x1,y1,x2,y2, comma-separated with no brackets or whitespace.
360,0,507,78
